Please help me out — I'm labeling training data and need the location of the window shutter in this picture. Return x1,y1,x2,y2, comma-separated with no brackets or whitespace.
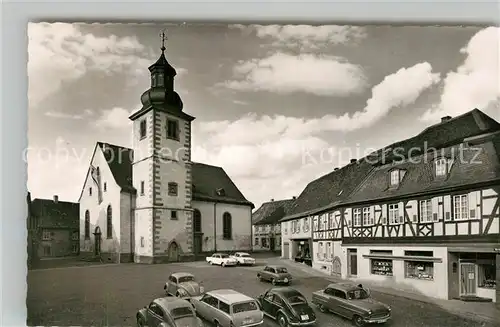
380,204,387,225
468,191,477,219
370,206,375,225
398,202,404,224
431,197,439,222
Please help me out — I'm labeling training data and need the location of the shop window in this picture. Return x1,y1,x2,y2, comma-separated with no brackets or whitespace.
478,256,496,289
262,238,268,248
254,238,259,246
404,250,434,280
370,250,393,276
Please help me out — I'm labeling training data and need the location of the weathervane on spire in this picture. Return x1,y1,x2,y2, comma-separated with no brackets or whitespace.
159,29,167,52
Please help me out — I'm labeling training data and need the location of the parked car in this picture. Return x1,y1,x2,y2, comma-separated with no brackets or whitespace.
190,289,264,327
136,296,204,327
206,253,238,267
256,287,316,327
164,272,205,298
257,265,292,285
230,252,256,266
311,283,391,327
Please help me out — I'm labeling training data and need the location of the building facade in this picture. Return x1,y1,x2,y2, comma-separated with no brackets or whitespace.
29,195,79,259
282,109,500,306
79,43,254,264
252,198,295,252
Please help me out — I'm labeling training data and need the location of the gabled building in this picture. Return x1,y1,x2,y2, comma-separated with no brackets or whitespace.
280,109,500,305
29,195,79,259
78,42,254,264
252,198,295,252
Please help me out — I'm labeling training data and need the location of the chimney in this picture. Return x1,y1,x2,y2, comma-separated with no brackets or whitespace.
441,116,452,123
334,168,339,171
270,199,274,202
292,196,296,200
53,195,58,203
350,159,357,164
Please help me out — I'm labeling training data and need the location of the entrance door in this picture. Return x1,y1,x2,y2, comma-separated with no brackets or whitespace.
93,227,102,256
270,237,275,251
168,242,179,262
193,234,202,254
460,263,477,296
347,249,358,276
283,243,289,259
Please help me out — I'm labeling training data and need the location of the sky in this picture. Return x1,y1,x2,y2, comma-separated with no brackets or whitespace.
27,23,500,209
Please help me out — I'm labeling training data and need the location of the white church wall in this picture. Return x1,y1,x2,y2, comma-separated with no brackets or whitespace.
192,200,252,252
79,146,122,261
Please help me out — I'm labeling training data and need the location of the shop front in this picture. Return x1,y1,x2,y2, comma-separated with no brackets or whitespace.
292,238,312,266
447,250,497,303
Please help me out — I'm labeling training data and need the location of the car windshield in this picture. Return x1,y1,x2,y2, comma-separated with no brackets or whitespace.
276,268,287,273
240,254,250,257
287,295,307,305
232,301,259,313
178,276,195,283
171,307,194,320
220,254,229,258
347,289,370,300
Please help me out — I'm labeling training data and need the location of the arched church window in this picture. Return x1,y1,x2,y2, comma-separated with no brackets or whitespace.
223,212,232,240
84,210,90,239
106,205,112,239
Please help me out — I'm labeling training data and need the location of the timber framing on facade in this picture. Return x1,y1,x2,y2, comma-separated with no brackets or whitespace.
280,109,500,305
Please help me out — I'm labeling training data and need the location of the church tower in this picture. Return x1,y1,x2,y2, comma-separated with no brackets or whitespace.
129,32,195,263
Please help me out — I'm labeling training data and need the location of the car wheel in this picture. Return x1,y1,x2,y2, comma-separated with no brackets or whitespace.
353,315,365,327
257,274,262,281
214,319,221,327
222,262,226,267
277,313,288,327
271,278,277,285
136,316,145,327
318,304,327,313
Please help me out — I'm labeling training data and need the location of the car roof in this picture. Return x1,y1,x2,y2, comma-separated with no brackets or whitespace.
235,252,250,255
326,282,360,292
270,287,303,298
154,297,193,312
265,265,286,269
213,253,226,255
170,272,194,278
207,289,255,304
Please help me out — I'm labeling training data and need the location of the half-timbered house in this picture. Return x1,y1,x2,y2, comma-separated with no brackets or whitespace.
340,110,500,303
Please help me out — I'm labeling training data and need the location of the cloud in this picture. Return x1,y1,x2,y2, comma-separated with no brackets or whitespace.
421,27,500,122
222,52,367,96
45,109,93,120
94,107,134,129
230,24,366,50
28,22,152,108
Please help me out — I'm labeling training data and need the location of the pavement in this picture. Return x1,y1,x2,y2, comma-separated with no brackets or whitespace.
27,256,500,327
275,257,500,325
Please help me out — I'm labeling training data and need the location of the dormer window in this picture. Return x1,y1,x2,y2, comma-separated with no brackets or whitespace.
390,170,400,186
435,157,452,177
216,188,226,196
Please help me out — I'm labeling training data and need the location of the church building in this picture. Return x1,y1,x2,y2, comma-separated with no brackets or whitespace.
78,38,254,264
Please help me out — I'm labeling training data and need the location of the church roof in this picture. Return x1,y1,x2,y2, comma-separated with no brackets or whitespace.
97,142,135,193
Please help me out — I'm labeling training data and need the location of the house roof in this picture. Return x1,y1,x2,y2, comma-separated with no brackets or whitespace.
30,198,79,229
252,199,295,225
98,142,136,193
280,108,500,220
345,131,500,204
281,159,374,221
191,162,254,208
366,109,500,165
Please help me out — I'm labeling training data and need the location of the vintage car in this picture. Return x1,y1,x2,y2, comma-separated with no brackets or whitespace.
190,289,264,327
256,287,316,327
311,283,391,327
230,252,256,266
136,296,204,327
257,265,292,285
164,272,205,298
206,253,238,267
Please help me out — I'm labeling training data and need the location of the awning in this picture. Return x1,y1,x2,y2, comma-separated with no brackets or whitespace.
362,254,442,263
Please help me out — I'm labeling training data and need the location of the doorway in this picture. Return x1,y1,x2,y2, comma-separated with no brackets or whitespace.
347,249,358,277
460,263,477,296
168,241,180,262
193,210,203,254
270,237,275,251
93,226,101,256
